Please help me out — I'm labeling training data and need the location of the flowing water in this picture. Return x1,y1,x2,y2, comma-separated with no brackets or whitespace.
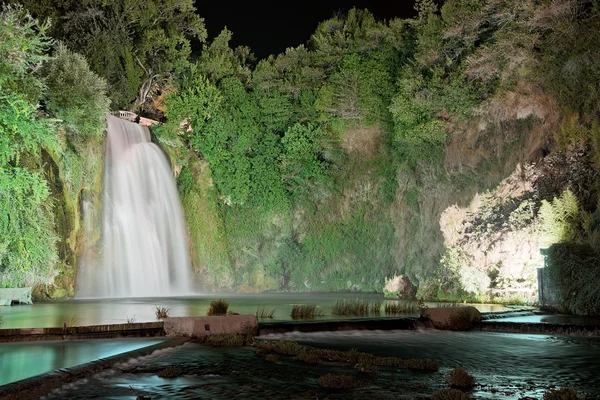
0,338,163,386
78,116,191,298
38,331,600,399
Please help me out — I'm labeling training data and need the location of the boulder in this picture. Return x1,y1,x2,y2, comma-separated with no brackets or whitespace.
163,315,258,338
425,306,482,331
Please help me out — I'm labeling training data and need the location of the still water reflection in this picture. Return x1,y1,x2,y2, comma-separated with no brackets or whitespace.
0,338,163,386
0,293,508,329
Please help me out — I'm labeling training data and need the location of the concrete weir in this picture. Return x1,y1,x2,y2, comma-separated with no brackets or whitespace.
0,322,164,343
164,315,259,337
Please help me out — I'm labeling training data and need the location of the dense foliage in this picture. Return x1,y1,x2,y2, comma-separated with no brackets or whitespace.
2,0,600,312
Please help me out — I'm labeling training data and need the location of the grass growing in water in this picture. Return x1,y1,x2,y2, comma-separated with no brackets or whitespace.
256,306,276,319
447,366,475,388
291,304,324,319
207,299,229,316
384,301,418,315
332,299,371,316
155,306,169,319
254,340,439,372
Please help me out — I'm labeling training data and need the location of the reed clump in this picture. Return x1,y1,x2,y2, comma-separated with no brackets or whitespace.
332,299,371,316
155,306,169,319
384,301,417,315
290,304,324,319
207,299,229,316
256,306,276,319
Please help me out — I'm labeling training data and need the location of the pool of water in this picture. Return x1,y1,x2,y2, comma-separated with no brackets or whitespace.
0,338,163,386
41,330,600,399
0,293,509,329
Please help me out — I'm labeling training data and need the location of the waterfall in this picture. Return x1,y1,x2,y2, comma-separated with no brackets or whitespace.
79,116,192,298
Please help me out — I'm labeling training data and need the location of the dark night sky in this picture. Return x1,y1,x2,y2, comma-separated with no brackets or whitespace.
194,1,419,59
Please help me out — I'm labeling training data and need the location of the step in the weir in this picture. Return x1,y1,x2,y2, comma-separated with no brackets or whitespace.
0,322,164,342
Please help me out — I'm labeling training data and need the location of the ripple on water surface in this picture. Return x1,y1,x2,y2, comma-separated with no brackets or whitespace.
43,331,600,399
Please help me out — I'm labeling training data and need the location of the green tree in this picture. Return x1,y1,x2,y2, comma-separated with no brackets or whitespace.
0,5,59,288
56,0,206,110
43,43,111,136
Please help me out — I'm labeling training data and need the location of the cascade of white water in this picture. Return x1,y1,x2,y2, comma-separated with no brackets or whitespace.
79,116,192,298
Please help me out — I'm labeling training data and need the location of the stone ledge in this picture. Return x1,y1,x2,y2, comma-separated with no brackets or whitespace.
164,315,258,338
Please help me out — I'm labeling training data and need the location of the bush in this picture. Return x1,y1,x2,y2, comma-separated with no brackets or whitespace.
543,388,580,400
447,367,475,389
431,388,471,400
207,299,229,316
43,43,110,136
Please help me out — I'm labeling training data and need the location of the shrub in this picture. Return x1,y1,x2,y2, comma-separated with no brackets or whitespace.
155,306,169,319
543,388,580,400
317,374,365,389
431,388,471,400
207,299,229,316
447,367,475,389
43,43,110,136
291,304,324,319
157,366,181,378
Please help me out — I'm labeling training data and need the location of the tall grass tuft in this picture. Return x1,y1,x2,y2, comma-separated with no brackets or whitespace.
384,301,417,315
291,304,324,319
207,299,229,316
332,299,371,316
256,306,276,319
155,306,169,319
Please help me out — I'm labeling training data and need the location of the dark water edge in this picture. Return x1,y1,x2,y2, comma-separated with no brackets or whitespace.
38,330,600,400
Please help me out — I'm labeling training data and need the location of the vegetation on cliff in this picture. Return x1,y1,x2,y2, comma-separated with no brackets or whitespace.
2,0,600,312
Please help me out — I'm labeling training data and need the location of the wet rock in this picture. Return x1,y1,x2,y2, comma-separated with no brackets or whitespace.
425,307,482,330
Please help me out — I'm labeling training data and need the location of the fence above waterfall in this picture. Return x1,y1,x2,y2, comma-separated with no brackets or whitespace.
113,111,159,127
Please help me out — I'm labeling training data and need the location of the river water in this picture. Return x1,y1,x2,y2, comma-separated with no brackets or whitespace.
0,293,509,329
39,329,599,399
